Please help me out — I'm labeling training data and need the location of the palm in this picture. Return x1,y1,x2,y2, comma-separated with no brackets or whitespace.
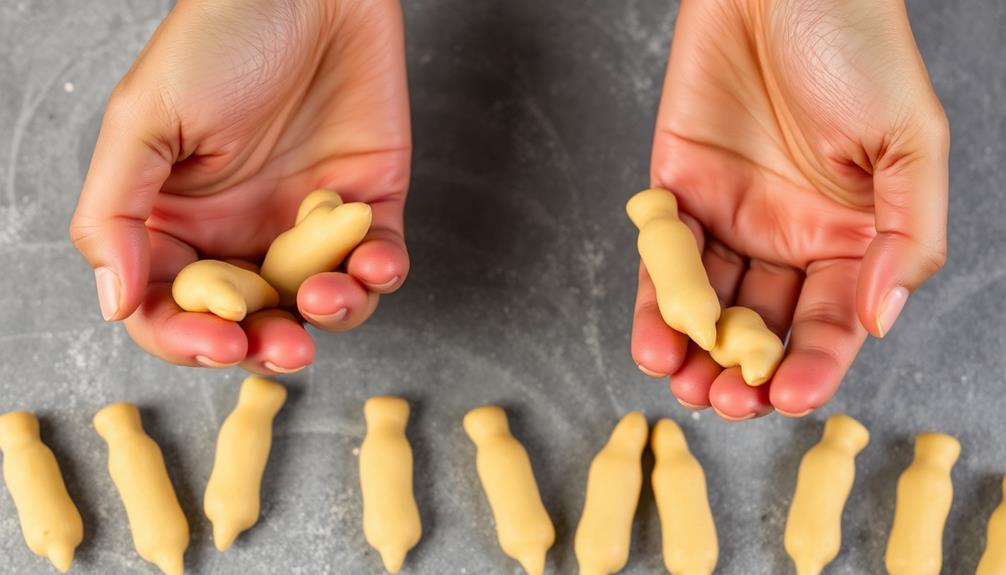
633,0,947,419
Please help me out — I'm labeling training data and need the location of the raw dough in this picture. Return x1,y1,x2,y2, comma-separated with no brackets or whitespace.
94,403,189,575
261,189,372,306
626,188,720,350
172,259,278,321
0,412,83,573
204,376,287,551
463,405,554,575
784,414,870,575
574,412,648,575
359,396,421,573
885,432,960,575
709,306,784,386
977,476,1006,575
651,418,718,575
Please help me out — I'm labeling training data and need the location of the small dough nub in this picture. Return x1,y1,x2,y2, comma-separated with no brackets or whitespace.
172,259,279,321
709,306,784,386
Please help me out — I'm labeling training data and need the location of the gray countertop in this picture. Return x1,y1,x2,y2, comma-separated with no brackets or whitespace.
1,0,1005,573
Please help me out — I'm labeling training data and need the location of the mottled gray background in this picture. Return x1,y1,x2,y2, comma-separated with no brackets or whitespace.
1,0,1004,573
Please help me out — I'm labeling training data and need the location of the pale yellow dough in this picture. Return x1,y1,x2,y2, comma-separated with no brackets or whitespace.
977,476,1006,575
0,412,83,573
94,403,189,575
651,418,718,575
171,259,279,321
784,414,870,575
885,432,960,575
626,188,720,350
204,376,287,551
709,306,784,386
463,406,555,575
574,412,648,575
359,396,421,573
261,189,372,306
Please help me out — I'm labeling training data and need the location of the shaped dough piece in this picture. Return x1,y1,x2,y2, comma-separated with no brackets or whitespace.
94,403,189,575
785,414,870,575
977,477,1006,575
261,189,372,306
626,188,720,350
0,412,83,573
359,396,421,573
575,412,648,575
651,418,718,575
885,432,960,575
709,306,784,386
463,405,555,575
204,376,287,551
172,260,279,321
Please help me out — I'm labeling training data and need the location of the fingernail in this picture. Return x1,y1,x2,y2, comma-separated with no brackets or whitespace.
195,355,239,368
95,267,120,321
712,407,756,422
877,286,909,337
676,398,707,410
263,361,306,374
637,363,666,377
309,307,348,323
366,276,400,291
778,408,813,418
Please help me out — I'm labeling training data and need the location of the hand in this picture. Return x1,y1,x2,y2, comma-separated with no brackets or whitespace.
632,0,949,419
69,0,411,374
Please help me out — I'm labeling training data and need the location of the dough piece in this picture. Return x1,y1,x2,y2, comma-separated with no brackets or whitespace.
359,396,421,573
784,414,870,575
885,432,960,575
463,406,554,575
574,412,648,575
709,306,784,386
0,412,83,573
94,403,189,575
651,418,718,575
626,188,720,350
204,376,287,551
261,189,372,306
172,259,279,321
977,477,1006,575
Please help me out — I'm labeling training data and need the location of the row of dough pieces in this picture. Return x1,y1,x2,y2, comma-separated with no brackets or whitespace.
3,379,1004,575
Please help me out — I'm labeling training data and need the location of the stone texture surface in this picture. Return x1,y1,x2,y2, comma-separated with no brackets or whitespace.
0,0,1004,573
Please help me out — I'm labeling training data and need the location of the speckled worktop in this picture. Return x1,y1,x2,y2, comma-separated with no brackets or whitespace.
1,0,1005,573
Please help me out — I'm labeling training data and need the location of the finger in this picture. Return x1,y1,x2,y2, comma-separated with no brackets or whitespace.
346,200,409,293
298,272,380,332
734,260,804,337
709,368,773,421
632,263,689,377
69,85,177,321
664,240,746,401
123,230,247,367
771,259,869,416
669,343,721,409
859,111,950,337
241,310,315,375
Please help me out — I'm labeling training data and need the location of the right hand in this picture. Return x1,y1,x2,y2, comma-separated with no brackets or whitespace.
69,0,412,374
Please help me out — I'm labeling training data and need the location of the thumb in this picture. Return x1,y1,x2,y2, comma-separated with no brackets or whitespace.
858,111,950,338
69,86,176,321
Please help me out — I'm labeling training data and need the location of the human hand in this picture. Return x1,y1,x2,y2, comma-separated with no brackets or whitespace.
632,0,949,419
69,0,411,374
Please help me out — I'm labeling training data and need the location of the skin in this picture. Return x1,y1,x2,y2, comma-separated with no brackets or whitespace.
632,0,949,419
69,0,410,374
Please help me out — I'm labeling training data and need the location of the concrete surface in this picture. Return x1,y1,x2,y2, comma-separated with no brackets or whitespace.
1,0,1004,573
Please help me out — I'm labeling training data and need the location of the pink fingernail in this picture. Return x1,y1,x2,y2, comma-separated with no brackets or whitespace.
94,267,120,321
264,361,306,374
310,308,348,323
367,276,400,291
195,355,239,368
637,363,666,377
877,286,909,337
